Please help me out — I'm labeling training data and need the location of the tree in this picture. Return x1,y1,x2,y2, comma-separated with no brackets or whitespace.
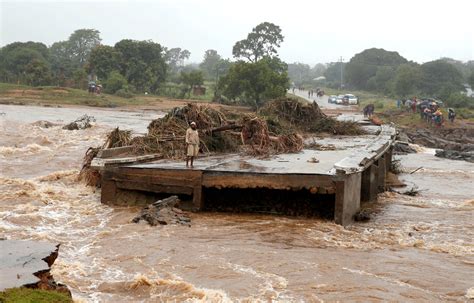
369,66,396,93
105,71,128,94
68,29,101,65
88,45,120,80
25,59,51,86
311,63,327,78
0,42,50,84
287,63,311,86
219,57,289,109
72,68,88,89
324,62,346,88
232,22,284,62
467,70,474,89
393,64,422,98
180,70,204,97
114,39,167,92
200,49,222,79
419,59,464,98
345,48,408,89
49,41,75,85
165,47,191,74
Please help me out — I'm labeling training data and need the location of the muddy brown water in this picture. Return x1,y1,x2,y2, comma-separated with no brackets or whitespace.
1,104,473,302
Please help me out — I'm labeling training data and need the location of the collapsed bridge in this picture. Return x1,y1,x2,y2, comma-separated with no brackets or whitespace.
98,124,395,226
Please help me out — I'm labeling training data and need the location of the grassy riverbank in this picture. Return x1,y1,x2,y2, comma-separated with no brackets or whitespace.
0,288,72,303
0,83,212,108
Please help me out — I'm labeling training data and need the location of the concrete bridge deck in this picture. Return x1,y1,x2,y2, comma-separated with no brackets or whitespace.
100,124,396,226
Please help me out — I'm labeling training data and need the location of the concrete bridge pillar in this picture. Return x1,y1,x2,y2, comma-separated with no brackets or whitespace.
376,155,386,193
361,164,378,204
335,172,361,226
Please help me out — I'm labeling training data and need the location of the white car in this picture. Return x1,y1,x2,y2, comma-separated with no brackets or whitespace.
336,95,345,104
343,94,359,105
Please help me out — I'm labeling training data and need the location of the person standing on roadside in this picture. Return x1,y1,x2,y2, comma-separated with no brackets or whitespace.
448,108,456,123
185,122,199,168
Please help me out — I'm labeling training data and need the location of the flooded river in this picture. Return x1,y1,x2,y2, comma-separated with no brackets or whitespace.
1,104,473,302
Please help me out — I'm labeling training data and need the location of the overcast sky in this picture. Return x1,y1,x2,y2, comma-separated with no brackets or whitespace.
1,0,473,65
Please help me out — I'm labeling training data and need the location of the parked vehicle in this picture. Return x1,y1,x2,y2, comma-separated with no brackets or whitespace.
343,94,359,105
336,95,345,105
328,95,337,104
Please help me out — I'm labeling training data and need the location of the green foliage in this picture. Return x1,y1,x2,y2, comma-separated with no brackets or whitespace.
49,41,76,85
287,63,311,86
88,45,120,80
324,62,346,88
72,68,88,89
114,39,167,92
446,92,474,109
219,57,289,109
180,70,204,97
393,64,422,98
105,71,128,94
25,59,51,86
345,48,408,89
0,42,51,84
370,66,396,93
232,22,284,62
115,88,134,98
164,47,191,74
419,59,463,99
200,49,222,80
68,29,101,65
288,63,327,86
468,70,474,88
0,287,72,303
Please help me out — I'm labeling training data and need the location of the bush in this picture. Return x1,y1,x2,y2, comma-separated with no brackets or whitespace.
105,71,127,94
115,88,134,98
456,108,474,119
446,92,474,109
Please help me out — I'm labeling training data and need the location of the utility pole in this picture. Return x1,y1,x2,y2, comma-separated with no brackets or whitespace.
340,56,344,90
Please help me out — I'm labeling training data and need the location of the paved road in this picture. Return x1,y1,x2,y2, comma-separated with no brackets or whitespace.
289,89,338,109
289,89,365,122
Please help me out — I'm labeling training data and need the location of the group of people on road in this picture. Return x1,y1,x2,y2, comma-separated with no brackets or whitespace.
397,97,455,127
291,86,324,99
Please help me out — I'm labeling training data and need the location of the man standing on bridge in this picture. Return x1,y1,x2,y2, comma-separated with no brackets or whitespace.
186,121,200,168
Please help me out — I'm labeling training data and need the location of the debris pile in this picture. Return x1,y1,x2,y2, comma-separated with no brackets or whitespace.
260,98,365,135
259,98,326,131
132,196,191,226
62,115,95,130
103,127,132,149
77,147,101,186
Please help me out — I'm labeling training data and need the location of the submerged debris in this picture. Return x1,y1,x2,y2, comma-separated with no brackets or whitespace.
354,209,371,222
390,159,403,174
435,149,474,163
103,127,132,149
78,147,101,187
402,186,421,196
393,141,417,155
132,196,191,226
63,115,95,130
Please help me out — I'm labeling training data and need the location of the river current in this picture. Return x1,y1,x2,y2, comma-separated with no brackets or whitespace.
0,104,473,302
